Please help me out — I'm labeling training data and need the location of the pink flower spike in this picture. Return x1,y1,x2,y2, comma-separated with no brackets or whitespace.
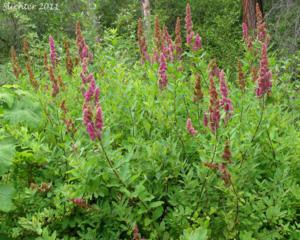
81,45,88,60
94,87,100,104
185,3,193,42
193,34,202,51
203,113,208,127
256,43,272,97
87,122,96,140
158,53,168,89
219,70,228,98
186,118,198,136
84,79,96,102
49,35,57,67
186,32,194,46
95,105,103,131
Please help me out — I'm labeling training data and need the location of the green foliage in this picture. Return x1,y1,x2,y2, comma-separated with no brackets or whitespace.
0,3,299,240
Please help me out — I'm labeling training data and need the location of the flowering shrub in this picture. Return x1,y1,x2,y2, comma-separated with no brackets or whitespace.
0,3,299,240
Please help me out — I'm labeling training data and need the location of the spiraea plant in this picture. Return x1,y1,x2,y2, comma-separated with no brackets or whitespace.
0,3,299,240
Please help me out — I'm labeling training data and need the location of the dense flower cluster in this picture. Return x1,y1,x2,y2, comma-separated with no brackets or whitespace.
64,40,73,75
49,35,57,68
162,27,174,62
76,22,104,141
137,18,150,63
158,53,168,89
175,17,182,59
208,76,220,133
219,70,233,121
242,22,252,50
186,118,198,136
256,3,267,42
185,3,193,45
222,141,232,164
256,43,272,97
185,3,202,51
205,62,233,132
193,73,203,102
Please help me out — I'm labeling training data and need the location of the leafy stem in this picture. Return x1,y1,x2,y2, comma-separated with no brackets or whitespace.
240,95,266,166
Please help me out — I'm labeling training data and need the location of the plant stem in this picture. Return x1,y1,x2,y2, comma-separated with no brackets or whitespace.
99,140,127,188
240,95,266,166
99,140,148,209
192,132,219,217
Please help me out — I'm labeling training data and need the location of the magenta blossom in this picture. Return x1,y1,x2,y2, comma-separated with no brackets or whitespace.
95,105,103,132
193,34,202,51
84,79,96,102
86,122,96,140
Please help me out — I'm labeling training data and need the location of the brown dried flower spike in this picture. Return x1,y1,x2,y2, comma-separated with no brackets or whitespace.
193,73,203,102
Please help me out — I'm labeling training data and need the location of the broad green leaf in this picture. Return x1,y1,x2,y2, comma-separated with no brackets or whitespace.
0,184,16,212
0,139,15,175
4,109,42,129
180,227,208,240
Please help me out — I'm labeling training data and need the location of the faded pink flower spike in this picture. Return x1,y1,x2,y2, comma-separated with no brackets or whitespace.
193,34,202,51
186,118,198,136
95,87,100,104
49,35,57,67
158,53,168,89
209,77,220,133
242,22,252,49
219,70,229,98
256,43,272,97
84,78,96,102
185,3,193,44
219,70,233,121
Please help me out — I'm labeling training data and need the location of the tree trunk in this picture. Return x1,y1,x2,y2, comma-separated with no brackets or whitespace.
242,0,264,30
141,0,151,41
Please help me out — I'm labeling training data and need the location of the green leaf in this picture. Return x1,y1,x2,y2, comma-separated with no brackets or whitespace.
152,206,164,220
4,109,42,129
149,201,164,209
0,92,14,109
0,138,15,175
0,184,16,212
180,227,208,240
